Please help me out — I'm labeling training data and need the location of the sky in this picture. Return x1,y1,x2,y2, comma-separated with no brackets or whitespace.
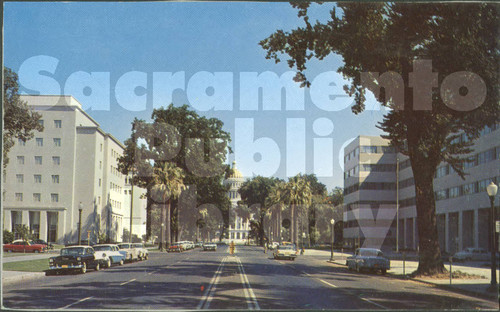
4,2,388,191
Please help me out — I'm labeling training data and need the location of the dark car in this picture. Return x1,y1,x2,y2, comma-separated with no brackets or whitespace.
31,239,54,250
346,248,390,274
46,246,101,275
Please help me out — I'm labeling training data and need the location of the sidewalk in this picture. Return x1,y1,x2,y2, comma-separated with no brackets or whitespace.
306,249,499,301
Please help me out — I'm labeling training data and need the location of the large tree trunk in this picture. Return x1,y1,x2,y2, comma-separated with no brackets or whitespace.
146,189,152,241
166,200,171,249
159,202,166,250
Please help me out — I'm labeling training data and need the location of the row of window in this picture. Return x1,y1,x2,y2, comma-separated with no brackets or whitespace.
344,145,397,163
111,149,121,159
344,163,396,179
110,165,121,176
15,193,59,202
17,156,60,165
435,146,499,178
27,137,62,147
15,174,60,184
110,182,123,193
110,199,122,210
344,182,397,196
228,191,239,199
37,119,62,129
399,176,500,207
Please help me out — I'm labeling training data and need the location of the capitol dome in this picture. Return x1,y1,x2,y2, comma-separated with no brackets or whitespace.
228,161,243,179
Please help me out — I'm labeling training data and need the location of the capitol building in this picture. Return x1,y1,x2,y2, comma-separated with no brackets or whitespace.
223,161,250,244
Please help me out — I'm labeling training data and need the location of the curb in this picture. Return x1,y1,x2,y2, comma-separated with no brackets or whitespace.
2,271,45,286
326,260,498,301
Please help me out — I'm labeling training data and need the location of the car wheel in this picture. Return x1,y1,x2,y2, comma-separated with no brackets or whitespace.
95,263,100,271
145,254,148,260
81,262,87,274
106,259,111,268
45,270,54,276
381,269,387,275
119,259,124,266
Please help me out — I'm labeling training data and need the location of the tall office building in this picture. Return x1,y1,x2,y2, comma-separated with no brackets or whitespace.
2,95,146,244
343,126,499,253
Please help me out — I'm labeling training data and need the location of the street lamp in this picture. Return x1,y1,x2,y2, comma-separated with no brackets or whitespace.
486,181,498,290
330,218,335,261
78,202,83,245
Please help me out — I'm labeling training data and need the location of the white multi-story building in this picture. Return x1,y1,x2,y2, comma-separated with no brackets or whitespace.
123,176,147,239
343,126,500,253
2,95,146,244
223,161,249,244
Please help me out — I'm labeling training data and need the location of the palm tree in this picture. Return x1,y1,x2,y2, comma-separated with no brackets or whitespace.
283,175,312,245
266,181,287,244
151,162,185,251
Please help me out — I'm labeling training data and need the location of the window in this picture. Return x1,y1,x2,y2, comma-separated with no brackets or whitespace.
52,175,59,184
449,186,460,198
33,193,41,202
435,165,449,178
98,196,101,205
54,120,62,128
463,182,476,195
18,138,26,146
16,174,24,183
53,138,61,147
361,146,378,153
17,156,25,165
51,194,59,203
35,156,42,165
52,156,60,165
99,178,101,187
99,161,102,169
34,175,42,183
15,193,23,202
36,138,43,147
435,189,448,200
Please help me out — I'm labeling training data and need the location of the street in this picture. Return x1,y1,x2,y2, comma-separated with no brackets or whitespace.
2,246,497,310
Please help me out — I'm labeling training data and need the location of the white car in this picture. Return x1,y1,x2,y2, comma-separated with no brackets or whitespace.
117,243,139,262
453,248,491,262
93,244,126,266
132,243,149,260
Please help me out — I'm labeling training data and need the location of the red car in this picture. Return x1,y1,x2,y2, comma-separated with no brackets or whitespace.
3,240,46,253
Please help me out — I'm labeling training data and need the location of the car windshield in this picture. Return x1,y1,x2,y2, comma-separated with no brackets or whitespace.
93,246,112,251
118,244,129,248
359,249,382,257
61,248,85,255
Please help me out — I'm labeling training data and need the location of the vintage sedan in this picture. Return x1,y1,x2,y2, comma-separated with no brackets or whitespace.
132,243,149,260
168,242,184,252
202,243,217,251
346,248,390,274
93,244,126,266
46,246,103,275
273,244,298,260
117,243,139,262
452,248,491,262
3,240,46,253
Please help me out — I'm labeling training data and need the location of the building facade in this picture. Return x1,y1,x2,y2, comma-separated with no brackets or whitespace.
2,95,146,244
343,127,500,254
223,161,250,244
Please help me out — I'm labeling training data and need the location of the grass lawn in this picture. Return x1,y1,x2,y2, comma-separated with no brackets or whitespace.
3,258,49,272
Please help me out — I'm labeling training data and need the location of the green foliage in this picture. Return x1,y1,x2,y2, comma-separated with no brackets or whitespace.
122,228,142,243
3,230,14,244
260,2,499,275
14,224,32,242
3,67,44,167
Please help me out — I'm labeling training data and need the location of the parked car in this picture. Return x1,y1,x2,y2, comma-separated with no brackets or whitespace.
31,239,54,250
203,243,217,251
273,244,298,260
346,248,390,274
117,243,139,262
93,244,126,266
46,246,103,275
3,240,46,253
168,242,184,252
132,243,149,260
453,248,491,262
179,241,194,250
195,242,203,248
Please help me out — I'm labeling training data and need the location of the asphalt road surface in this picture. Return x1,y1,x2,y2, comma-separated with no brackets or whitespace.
2,246,497,310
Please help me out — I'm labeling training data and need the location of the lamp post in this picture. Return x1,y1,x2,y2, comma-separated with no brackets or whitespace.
78,202,83,245
486,181,498,290
330,218,335,261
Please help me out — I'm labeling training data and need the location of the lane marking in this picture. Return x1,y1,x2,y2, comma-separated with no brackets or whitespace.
236,257,260,310
120,278,136,286
59,296,93,309
302,271,312,277
319,279,337,288
360,297,389,310
197,256,226,309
